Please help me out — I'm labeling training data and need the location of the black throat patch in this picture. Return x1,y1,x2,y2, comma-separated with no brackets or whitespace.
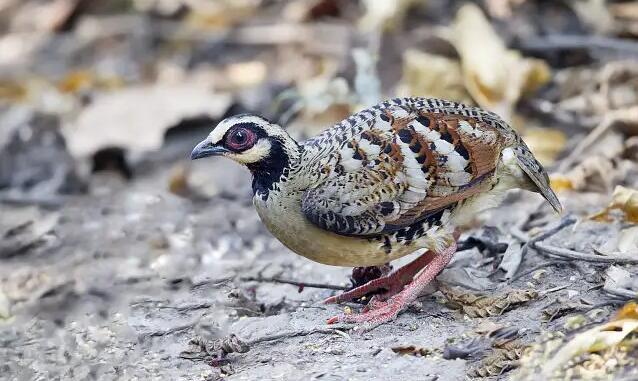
246,137,291,200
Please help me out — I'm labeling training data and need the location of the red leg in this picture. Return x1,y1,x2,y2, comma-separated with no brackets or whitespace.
327,242,457,326
324,250,437,304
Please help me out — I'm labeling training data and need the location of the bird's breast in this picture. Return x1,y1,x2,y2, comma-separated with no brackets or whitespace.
252,191,423,267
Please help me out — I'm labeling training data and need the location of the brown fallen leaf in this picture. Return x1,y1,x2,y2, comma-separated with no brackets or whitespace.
590,185,638,223
391,345,434,357
515,302,638,380
550,155,616,193
440,285,538,318
541,318,638,377
468,340,525,378
614,302,638,321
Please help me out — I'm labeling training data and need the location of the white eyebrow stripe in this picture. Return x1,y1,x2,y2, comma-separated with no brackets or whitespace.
208,115,270,144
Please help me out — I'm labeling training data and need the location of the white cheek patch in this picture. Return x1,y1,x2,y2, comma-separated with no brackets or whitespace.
229,139,272,164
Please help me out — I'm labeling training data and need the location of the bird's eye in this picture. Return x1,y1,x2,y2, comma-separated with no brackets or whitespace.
225,127,256,151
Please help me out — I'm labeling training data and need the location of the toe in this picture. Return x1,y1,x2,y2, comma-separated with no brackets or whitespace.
323,296,338,304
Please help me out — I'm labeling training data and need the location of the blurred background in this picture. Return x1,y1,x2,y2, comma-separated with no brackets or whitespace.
1,0,638,380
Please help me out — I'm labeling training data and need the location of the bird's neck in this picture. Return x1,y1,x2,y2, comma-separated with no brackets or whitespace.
247,137,302,200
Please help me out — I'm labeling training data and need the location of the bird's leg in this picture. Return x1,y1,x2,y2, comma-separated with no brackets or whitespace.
323,250,438,304
326,242,457,327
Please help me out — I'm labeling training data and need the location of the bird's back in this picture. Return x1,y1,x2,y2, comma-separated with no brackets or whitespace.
295,97,560,237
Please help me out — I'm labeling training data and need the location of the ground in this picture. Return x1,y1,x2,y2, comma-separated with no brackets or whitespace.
1,149,634,380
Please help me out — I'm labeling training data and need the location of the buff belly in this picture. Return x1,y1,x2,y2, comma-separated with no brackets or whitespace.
253,195,423,267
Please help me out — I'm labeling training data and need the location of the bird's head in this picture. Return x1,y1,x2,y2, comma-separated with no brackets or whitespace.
191,114,299,173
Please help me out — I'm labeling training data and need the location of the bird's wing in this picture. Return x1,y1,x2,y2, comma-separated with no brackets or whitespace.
301,98,509,236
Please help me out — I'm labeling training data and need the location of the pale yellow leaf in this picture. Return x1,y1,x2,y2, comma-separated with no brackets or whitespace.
396,49,473,104
522,128,567,165
591,186,638,223
450,3,550,119
542,319,638,376
549,175,574,193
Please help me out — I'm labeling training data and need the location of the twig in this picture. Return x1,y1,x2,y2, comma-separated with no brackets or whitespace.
144,320,199,338
247,325,352,345
557,115,618,172
241,276,349,291
534,242,638,265
512,216,577,279
0,192,68,208
508,260,568,283
540,285,569,295
518,34,638,56
602,287,637,300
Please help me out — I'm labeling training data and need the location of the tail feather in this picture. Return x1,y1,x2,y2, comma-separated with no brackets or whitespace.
513,142,562,213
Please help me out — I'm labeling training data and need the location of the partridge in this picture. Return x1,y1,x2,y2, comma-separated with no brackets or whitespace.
191,97,561,326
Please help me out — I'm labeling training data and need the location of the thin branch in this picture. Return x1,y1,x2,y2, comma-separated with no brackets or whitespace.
602,287,637,300
534,242,638,265
241,276,349,291
246,325,352,346
518,34,638,56
507,260,568,283
557,115,617,172
512,216,577,279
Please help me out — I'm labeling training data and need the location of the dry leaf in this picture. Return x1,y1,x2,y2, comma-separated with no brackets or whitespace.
57,70,125,93
358,0,423,31
468,341,525,378
591,185,638,223
450,3,550,119
63,85,232,157
224,61,267,89
541,319,638,376
391,345,433,357
614,302,638,321
440,285,537,318
396,49,473,104
185,0,260,30
522,128,567,165
549,175,574,193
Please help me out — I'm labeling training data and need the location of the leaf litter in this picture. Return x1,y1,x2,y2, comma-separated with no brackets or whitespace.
1,1,638,380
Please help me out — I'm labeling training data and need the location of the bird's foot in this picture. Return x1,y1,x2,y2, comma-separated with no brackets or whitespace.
323,250,437,304
326,242,457,328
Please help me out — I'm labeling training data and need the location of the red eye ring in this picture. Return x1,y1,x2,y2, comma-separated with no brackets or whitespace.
225,127,256,151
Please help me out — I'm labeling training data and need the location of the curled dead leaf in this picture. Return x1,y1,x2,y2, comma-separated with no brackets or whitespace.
522,128,567,166
63,85,232,158
391,345,434,357
614,302,638,321
541,318,638,377
440,285,537,318
591,185,638,223
396,49,472,104
450,3,550,119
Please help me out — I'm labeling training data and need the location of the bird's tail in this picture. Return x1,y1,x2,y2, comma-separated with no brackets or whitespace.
513,140,563,213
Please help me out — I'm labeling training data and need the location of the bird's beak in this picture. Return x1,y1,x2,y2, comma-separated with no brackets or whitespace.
190,139,227,160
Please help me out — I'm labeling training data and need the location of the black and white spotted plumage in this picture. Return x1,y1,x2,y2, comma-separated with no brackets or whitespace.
297,97,560,237
192,97,561,266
